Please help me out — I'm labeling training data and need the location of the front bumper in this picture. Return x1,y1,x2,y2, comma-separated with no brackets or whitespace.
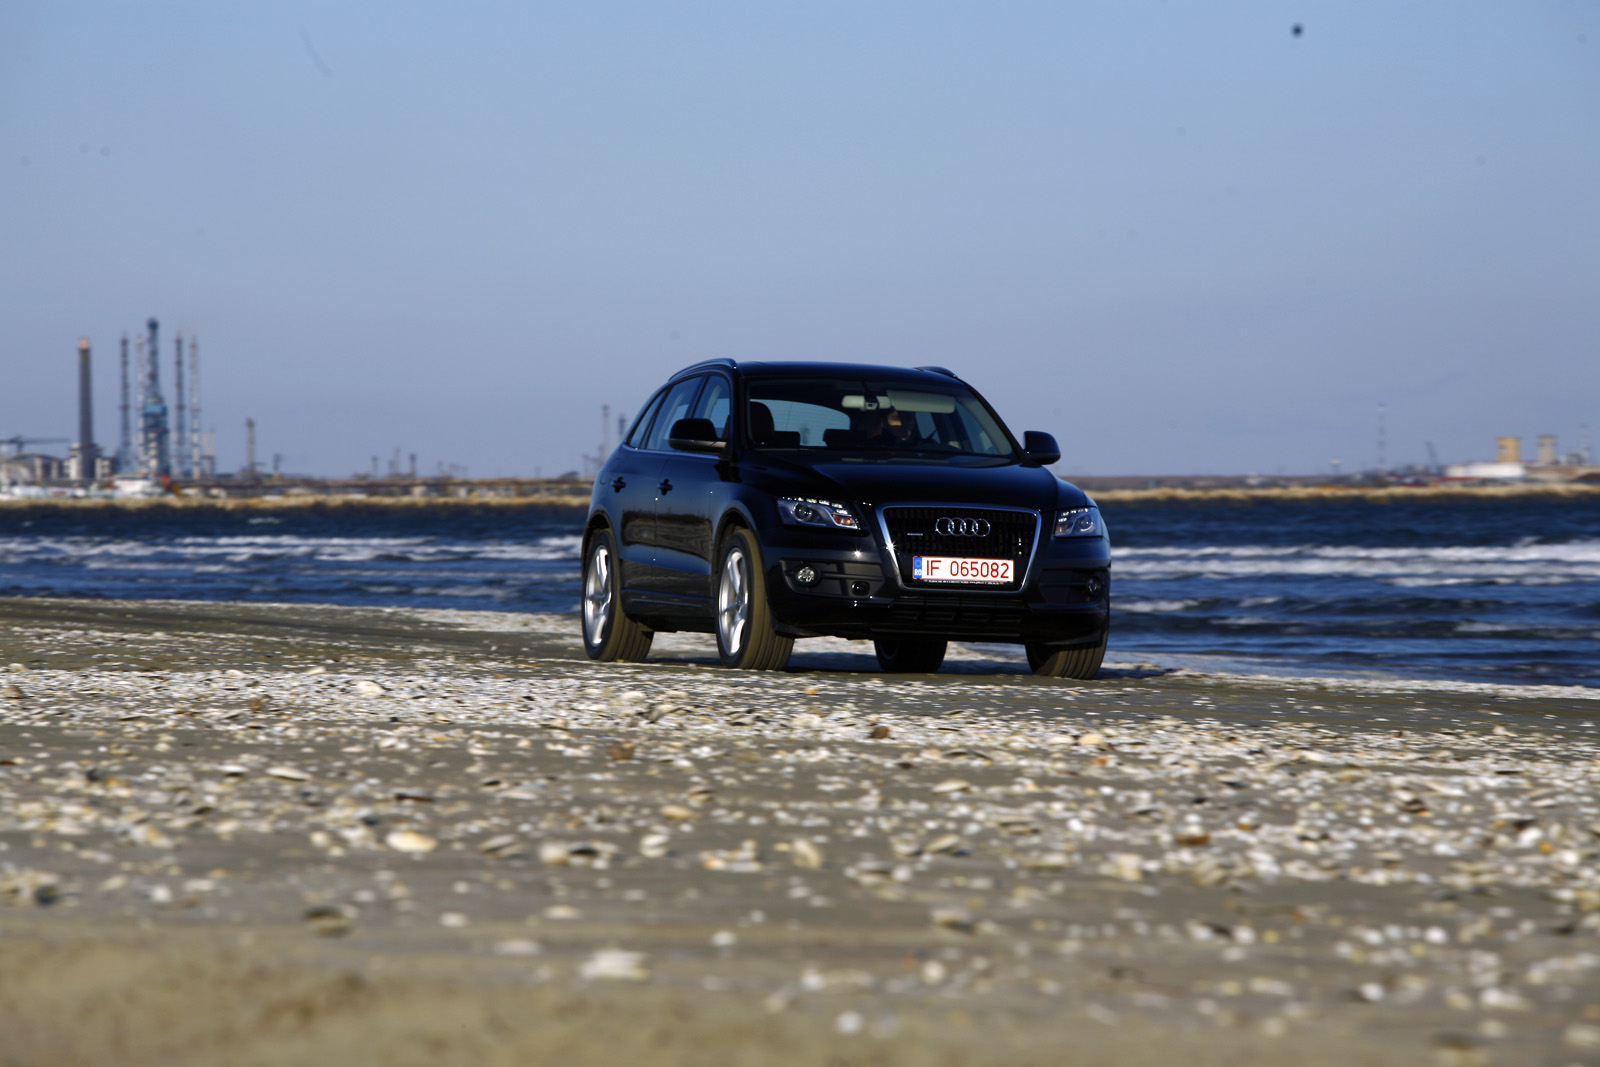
759,517,1110,647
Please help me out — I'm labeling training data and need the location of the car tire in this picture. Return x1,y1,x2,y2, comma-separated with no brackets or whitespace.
874,637,947,674
1026,631,1107,680
716,527,793,671
581,528,652,662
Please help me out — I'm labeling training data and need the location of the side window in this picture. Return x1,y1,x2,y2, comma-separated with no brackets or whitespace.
690,376,732,440
625,390,667,448
642,377,704,452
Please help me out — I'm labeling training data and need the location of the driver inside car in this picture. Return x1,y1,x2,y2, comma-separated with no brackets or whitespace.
868,407,919,447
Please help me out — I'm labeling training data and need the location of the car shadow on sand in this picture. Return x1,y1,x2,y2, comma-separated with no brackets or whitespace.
644,638,1176,681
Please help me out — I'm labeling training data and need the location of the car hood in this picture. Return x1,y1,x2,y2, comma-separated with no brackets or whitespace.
744,456,1090,511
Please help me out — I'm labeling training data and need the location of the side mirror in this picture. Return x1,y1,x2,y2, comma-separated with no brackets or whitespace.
667,417,726,453
1021,430,1061,467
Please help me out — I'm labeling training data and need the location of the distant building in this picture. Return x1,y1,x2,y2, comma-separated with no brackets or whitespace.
1448,433,1600,483
0,452,66,485
1444,461,1525,481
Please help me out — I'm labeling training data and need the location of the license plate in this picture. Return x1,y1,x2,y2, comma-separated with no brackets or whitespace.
912,556,1013,584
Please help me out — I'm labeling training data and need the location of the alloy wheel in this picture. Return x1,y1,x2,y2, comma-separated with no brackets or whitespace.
718,546,750,656
583,541,612,643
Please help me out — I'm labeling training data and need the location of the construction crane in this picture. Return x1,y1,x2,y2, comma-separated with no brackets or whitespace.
0,435,69,457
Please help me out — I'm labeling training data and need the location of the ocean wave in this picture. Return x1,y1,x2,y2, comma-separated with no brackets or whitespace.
1455,621,1517,634
1115,598,1205,613
1115,540,1600,563
0,533,582,567
3,501,1596,688
1113,541,1600,585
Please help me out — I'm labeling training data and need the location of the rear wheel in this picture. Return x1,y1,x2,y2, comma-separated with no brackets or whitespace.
581,528,652,662
716,528,793,671
1026,631,1107,680
874,637,947,674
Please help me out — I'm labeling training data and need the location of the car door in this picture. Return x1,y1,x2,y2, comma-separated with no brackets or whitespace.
653,373,732,604
630,375,706,602
600,388,668,596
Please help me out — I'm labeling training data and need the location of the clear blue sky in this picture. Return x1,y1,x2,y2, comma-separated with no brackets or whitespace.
3,2,1596,478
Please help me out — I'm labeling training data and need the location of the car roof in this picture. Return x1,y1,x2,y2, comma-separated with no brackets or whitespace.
672,360,962,383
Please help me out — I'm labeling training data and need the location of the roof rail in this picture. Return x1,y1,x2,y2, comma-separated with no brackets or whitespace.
677,358,738,375
913,365,960,379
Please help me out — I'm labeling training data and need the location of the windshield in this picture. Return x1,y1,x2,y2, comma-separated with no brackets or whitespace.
743,377,1016,460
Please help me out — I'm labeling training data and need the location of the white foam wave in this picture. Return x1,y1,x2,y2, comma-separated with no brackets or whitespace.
1113,540,1600,585
0,533,582,567
1118,541,1600,563
1454,621,1517,634
1116,598,1203,613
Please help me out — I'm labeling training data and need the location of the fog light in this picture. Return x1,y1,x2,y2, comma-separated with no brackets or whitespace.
850,580,870,596
795,565,819,587
1085,574,1105,597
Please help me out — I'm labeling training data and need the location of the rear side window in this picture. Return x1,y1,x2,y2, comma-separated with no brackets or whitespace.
625,390,666,448
641,377,705,452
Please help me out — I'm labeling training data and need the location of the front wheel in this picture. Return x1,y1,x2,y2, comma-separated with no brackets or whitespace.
874,637,947,674
1026,630,1107,680
716,528,792,671
581,528,652,662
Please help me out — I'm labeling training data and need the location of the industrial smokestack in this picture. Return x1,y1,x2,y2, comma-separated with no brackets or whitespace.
174,332,186,479
134,335,144,463
77,338,93,450
188,337,201,479
118,333,131,472
75,338,98,482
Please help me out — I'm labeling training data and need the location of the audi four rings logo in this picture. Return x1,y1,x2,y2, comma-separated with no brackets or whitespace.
935,516,991,537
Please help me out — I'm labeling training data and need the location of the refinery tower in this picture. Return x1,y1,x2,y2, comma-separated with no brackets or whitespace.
138,318,171,478
116,317,207,480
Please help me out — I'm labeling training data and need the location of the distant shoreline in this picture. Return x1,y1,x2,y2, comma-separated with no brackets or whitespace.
1087,481,1600,504
3,479,1597,510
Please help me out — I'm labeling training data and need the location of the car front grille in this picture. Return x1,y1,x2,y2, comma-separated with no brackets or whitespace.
878,505,1038,592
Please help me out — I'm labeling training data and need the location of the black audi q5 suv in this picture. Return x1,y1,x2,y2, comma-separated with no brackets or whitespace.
581,361,1110,677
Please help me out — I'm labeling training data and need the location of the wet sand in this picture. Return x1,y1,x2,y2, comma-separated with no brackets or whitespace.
2,596,1598,1066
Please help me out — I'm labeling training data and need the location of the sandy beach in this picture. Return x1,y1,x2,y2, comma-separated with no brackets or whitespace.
3,596,1598,1066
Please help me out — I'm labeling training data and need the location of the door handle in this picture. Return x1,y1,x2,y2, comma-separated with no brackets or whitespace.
658,479,673,494
610,477,626,491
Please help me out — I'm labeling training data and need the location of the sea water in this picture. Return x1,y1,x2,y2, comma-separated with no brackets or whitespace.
1,497,1595,688
1105,497,1600,688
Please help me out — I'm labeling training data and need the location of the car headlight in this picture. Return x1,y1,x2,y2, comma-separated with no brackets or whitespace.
778,497,861,531
1053,506,1104,538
